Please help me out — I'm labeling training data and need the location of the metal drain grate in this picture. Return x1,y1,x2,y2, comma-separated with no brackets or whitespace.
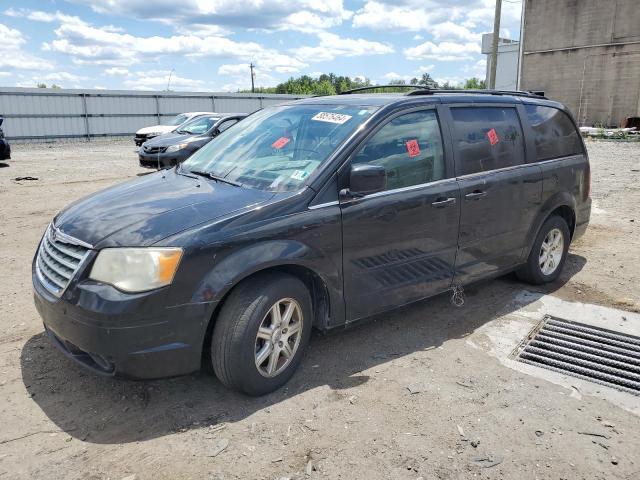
515,316,640,395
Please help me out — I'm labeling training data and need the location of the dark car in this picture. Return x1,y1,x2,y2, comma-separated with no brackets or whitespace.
33,88,591,396
0,117,11,161
138,113,246,169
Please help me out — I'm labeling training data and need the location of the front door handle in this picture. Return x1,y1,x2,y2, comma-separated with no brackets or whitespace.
465,190,487,200
431,197,456,208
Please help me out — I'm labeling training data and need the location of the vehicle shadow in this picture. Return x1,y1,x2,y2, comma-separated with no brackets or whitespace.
20,254,586,445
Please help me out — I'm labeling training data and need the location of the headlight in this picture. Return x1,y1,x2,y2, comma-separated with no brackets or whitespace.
89,248,183,292
166,143,189,153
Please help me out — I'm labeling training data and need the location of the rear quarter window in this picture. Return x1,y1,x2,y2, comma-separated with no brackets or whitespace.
524,105,584,161
450,106,525,176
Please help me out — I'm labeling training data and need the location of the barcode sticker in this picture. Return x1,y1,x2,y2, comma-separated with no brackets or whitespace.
311,112,352,124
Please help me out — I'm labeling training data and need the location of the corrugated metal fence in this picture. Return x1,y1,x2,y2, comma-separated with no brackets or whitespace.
0,87,307,141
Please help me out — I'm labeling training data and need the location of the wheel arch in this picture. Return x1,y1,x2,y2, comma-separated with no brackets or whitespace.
200,261,334,370
524,193,577,260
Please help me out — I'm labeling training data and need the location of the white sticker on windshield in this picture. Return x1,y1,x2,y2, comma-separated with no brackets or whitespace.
291,170,308,181
311,112,352,124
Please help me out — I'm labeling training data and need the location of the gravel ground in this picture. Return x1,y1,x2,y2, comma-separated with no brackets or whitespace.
0,138,639,480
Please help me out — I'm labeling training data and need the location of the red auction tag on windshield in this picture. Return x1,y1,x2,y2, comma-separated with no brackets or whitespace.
272,137,290,149
487,128,499,145
406,139,421,158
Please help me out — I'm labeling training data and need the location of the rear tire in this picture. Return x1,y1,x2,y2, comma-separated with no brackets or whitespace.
516,215,570,285
211,272,312,396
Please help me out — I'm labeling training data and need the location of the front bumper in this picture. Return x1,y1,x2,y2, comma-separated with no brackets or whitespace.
33,270,214,379
134,134,155,146
138,150,191,169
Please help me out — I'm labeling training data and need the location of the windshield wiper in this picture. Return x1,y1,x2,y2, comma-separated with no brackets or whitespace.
189,170,242,187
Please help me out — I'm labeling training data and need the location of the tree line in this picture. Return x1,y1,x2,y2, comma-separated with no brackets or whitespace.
243,73,486,95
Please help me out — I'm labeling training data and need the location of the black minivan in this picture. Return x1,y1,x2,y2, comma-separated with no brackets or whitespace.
33,89,591,395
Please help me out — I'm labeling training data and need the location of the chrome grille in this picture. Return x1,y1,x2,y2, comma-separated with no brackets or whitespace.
143,145,167,154
35,225,91,296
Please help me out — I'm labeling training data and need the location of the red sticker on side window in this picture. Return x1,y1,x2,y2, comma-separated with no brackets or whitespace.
271,137,290,149
405,139,421,158
487,128,499,145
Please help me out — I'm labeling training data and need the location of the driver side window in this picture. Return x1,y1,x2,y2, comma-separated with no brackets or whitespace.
352,110,445,191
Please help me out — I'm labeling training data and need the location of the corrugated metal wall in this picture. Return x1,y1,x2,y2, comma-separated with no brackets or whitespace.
0,88,307,140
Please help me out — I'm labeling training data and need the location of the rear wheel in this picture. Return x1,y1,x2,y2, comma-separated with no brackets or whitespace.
516,215,570,284
211,272,312,396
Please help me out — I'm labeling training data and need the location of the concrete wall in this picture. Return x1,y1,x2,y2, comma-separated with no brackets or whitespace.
0,88,306,141
521,0,640,126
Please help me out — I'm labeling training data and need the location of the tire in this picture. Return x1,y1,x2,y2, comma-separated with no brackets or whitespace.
516,215,570,285
211,272,313,396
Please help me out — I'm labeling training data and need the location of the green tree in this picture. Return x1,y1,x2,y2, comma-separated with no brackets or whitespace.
37,83,47,88
463,78,486,89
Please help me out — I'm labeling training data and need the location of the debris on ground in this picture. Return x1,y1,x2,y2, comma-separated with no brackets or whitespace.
209,439,230,457
470,455,504,468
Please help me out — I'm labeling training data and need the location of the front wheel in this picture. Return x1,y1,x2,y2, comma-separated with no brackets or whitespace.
516,215,570,284
211,272,312,396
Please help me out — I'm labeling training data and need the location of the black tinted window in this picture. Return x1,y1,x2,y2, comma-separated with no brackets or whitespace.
524,105,583,161
451,107,525,175
352,110,446,191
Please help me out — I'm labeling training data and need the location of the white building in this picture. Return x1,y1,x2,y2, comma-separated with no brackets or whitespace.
481,33,520,90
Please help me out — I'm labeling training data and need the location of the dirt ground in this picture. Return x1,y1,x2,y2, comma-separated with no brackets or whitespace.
0,139,639,480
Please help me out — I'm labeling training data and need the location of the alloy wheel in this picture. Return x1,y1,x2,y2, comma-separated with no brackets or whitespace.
254,298,303,378
539,228,564,275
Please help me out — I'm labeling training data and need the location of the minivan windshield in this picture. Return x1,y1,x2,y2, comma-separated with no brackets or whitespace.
182,104,376,192
166,114,189,126
176,115,220,135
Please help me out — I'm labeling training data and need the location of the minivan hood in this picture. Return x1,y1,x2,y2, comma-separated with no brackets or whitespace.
54,169,275,248
136,125,175,135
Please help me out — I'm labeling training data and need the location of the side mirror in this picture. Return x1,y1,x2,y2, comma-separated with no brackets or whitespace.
348,164,387,197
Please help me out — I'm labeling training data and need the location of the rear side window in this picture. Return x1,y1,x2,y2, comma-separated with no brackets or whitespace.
450,107,525,176
351,110,446,191
524,105,583,161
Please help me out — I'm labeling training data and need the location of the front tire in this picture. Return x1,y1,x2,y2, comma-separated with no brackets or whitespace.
211,272,312,396
516,215,570,284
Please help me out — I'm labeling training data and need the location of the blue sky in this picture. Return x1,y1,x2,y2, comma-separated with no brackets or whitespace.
0,0,522,91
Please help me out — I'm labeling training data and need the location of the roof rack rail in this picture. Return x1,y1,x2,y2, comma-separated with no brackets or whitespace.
405,88,547,99
339,85,424,94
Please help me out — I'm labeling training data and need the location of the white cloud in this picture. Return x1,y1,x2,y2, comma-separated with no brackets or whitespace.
354,0,522,40
352,1,440,31
405,41,480,62
0,23,54,70
38,13,307,76
431,22,480,42
40,71,88,83
123,71,205,91
0,71,11,77
417,64,436,73
67,0,352,33
104,67,131,76
293,32,393,62
218,64,251,76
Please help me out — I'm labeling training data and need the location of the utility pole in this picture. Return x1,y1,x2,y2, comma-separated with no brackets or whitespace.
489,0,502,89
250,63,255,93
516,0,526,90
166,68,174,91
